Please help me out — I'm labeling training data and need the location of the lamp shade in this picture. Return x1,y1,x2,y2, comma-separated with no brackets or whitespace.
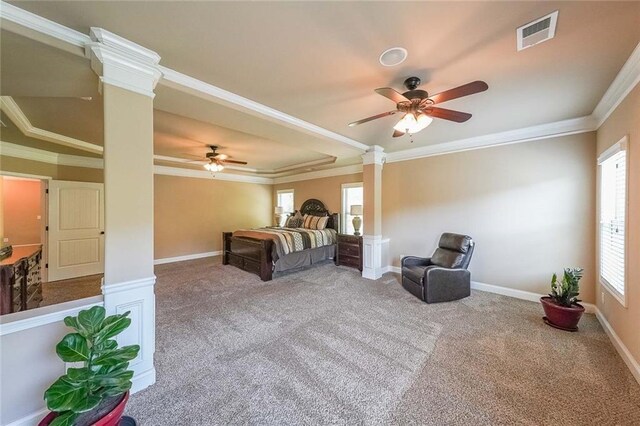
274,206,284,215
350,205,363,216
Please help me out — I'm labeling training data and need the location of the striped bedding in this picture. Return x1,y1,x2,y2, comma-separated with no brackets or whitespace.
232,227,337,260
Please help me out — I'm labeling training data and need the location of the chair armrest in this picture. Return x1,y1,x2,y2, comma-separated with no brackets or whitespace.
424,267,471,303
401,256,431,268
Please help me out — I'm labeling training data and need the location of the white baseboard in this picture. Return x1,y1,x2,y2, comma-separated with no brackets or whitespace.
4,408,48,426
131,367,156,394
595,309,640,385
154,250,221,265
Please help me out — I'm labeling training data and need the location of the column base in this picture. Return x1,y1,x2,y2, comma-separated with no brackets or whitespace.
362,235,383,280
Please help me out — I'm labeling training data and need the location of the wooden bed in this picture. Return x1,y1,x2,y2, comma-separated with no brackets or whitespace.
222,199,340,281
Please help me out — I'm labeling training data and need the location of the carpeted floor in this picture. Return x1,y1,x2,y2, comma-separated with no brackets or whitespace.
41,274,102,306
126,257,640,425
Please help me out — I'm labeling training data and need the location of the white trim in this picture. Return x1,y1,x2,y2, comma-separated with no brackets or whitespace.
597,136,628,164
273,164,363,184
101,276,155,296
4,407,49,426
0,97,103,154
0,296,103,336
159,66,369,152
386,115,597,164
131,366,156,394
0,170,52,180
154,251,221,265
362,145,386,166
595,309,640,385
593,41,640,127
0,140,103,169
154,165,272,184
0,1,90,51
89,27,160,65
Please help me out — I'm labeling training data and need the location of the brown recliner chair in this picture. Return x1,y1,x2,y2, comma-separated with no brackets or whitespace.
401,233,475,303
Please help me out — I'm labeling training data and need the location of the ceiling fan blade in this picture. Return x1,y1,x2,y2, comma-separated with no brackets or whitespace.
392,130,405,138
349,110,399,127
423,107,472,123
375,87,410,104
428,81,488,105
223,159,248,165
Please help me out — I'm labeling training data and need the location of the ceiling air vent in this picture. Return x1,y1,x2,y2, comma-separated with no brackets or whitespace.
517,11,558,51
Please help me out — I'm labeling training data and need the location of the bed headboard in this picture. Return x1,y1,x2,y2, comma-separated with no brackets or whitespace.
298,199,340,232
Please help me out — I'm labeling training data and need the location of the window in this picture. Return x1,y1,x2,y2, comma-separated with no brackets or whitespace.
276,189,294,215
598,137,628,306
341,183,363,234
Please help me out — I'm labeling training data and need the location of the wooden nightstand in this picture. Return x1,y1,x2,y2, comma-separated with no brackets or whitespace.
336,234,363,272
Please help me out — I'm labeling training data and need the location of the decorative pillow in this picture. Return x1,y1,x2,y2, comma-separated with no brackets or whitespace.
315,216,329,230
286,211,304,228
302,214,314,229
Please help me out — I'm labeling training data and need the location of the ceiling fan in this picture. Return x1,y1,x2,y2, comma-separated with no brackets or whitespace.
200,145,247,172
349,77,488,138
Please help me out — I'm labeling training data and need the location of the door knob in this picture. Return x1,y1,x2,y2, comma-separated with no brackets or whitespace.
100,231,105,235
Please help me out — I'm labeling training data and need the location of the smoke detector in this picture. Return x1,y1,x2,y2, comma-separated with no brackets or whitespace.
517,11,558,51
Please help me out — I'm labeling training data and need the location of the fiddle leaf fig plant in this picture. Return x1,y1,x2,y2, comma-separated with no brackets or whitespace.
550,267,584,307
44,306,139,426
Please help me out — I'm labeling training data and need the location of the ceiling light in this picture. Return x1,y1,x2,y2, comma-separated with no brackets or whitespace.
204,161,224,172
379,47,408,67
393,113,433,134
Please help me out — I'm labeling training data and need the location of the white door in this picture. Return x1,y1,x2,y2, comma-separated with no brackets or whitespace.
48,180,104,282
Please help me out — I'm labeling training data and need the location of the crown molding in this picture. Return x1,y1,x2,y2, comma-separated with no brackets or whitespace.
592,41,640,128
0,140,103,169
362,145,386,166
87,28,162,98
154,165,273,185
0,96,104,154
273,164,363,185
386,115,597,164
0,0,89,55
159,67,369,152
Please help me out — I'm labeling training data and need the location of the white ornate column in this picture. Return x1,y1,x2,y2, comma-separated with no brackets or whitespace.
361,145,386,280
87,28,162,392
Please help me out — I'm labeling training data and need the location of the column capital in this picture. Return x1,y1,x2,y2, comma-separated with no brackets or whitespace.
362,145,386,166
86,27,162,98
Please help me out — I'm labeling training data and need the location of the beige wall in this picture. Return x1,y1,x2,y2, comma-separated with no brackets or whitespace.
596,83,640,364
383,133,597,303
273,173,363,214
2,178,42,245
154,174,272,259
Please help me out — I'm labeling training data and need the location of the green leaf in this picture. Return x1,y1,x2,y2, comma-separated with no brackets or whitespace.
66,368,91,383
44,376,87,412
63,317,81,332
56,334,90,363
92,345,140,367
93,339,118,354
70,393,102,413
49,411,78,426
95,313,131,343
94,369,134,387
77,306,106,337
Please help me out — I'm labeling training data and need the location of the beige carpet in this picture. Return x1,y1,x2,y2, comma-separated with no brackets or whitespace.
41,274,102,306
126,257,640,425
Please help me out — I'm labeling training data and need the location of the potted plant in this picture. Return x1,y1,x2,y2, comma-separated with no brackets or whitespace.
540,267,585,331
39,306,140,426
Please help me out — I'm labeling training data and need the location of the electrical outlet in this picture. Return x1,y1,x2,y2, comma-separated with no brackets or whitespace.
3,238,8,243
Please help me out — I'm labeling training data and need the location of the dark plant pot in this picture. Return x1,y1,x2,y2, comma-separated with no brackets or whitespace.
39,392,129,426
540,296,585,331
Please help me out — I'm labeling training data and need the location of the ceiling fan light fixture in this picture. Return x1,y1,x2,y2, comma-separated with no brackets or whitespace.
204,161,224,172
379,47,408,67
393,113,432,134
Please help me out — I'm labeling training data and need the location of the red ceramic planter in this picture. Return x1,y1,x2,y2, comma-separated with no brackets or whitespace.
540,296,585,331
39,392,129,426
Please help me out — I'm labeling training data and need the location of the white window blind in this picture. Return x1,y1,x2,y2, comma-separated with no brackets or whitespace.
277,190,294,214
341,183,363,234
598,140,627,302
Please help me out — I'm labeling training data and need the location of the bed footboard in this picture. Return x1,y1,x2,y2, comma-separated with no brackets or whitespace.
222,232,274,281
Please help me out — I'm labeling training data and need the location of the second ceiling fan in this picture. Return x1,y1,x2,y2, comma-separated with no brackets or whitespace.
349,77,488,137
